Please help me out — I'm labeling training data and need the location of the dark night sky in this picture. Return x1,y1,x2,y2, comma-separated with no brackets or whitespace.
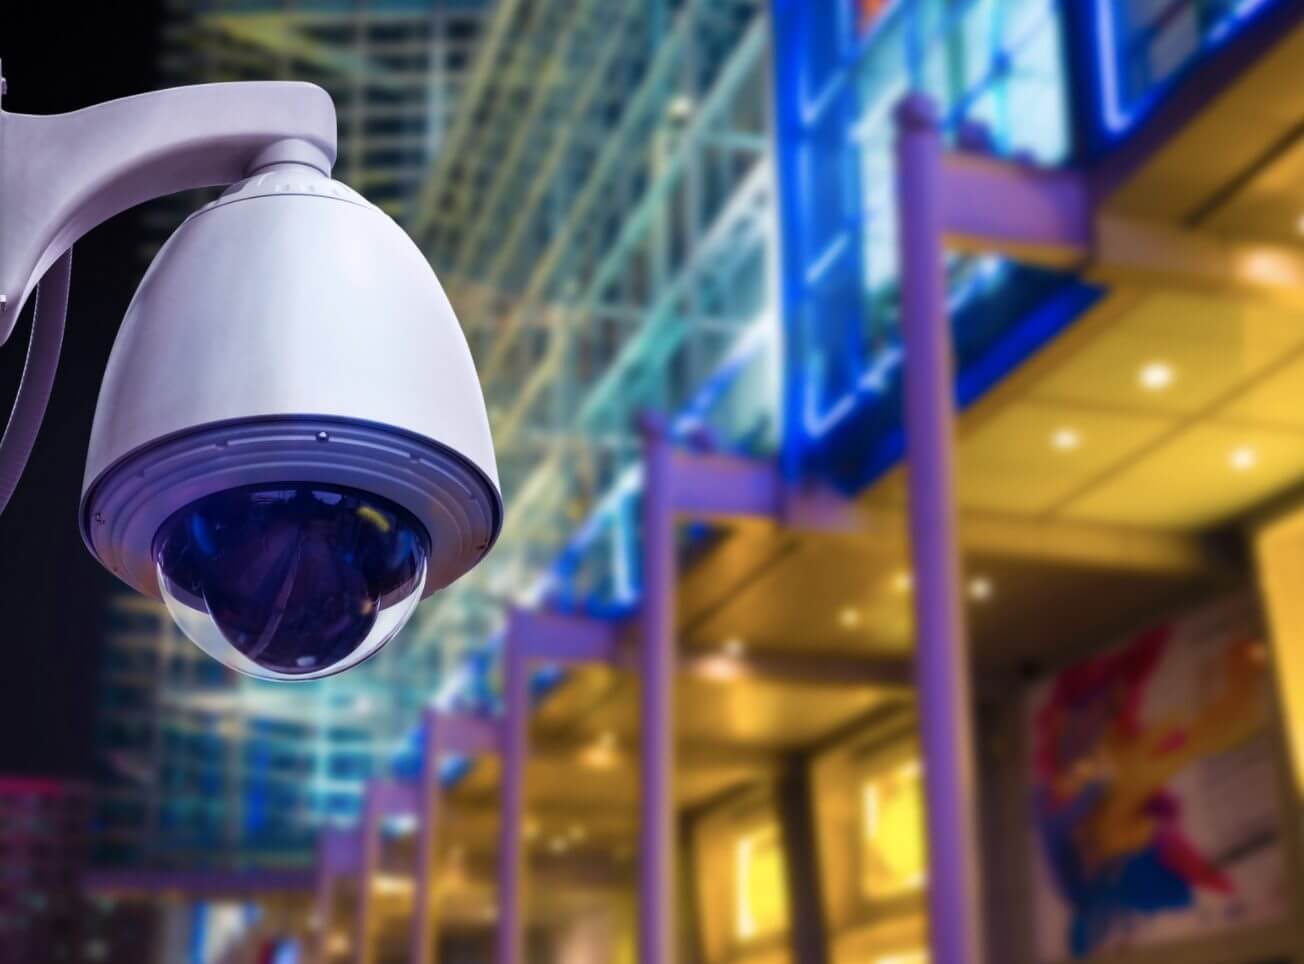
0,5,164,777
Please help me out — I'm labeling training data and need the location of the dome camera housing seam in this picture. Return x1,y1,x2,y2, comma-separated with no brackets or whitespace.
81,415,503,605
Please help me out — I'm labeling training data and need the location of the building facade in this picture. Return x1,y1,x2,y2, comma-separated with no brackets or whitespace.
87,2,1304,964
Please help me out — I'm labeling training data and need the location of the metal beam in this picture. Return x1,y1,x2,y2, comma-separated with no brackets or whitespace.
321,825,362,876
668,449,860,534
639,420,676,964
496,635,529,964
509,608,620,664
668,451,781,520
939,150,1090,267
936,150,1304,309
436,713,503,757
407,710,508,964
410,709,444,964
353,785,385,964
313,833,344,964
372,779,418,816
896,93,986,964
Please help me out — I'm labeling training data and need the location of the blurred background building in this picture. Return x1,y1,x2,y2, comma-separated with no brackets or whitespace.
7,0,1304,962
0,778,91,962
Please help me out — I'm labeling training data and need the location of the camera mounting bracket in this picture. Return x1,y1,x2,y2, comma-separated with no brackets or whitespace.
0,80,337,341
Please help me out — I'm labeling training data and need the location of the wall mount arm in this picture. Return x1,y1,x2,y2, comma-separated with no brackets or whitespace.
0,80,337,340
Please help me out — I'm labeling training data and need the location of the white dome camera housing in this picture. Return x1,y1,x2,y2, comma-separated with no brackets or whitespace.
0,82,501,680
81,164,501,679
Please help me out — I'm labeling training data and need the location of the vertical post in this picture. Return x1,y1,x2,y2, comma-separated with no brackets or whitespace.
894,93,986,964
354,786,383,964
775,759,829,964
638,416,676,964
313,837,336,964
497,630,529,964
410,709,444,964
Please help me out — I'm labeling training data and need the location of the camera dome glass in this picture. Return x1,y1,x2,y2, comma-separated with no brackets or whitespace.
154,482,429,679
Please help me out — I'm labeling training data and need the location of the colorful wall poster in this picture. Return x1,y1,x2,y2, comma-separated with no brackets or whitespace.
1026,595,1286,960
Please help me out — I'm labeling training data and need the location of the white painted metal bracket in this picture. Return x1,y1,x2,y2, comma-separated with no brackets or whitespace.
0,81,336,338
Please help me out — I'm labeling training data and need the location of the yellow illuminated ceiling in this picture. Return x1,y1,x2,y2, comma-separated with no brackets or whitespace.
968,15,1304,533
954,288,1304,531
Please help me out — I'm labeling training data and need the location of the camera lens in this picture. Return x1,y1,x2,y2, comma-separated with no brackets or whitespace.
154,483,429,679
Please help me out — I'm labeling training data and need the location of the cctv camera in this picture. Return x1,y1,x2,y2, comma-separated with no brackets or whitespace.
81,160,502,680
0,82,501,679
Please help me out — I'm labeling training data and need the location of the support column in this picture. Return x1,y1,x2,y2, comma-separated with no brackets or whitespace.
411,709,444,964
638,417,676,964
313,838,336,964
497,635,529,964
776,759,829,964
894,93,986,964
353,786,383,964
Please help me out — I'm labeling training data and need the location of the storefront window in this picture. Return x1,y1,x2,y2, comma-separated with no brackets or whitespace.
735,823,791,943
860,759,927,899
694,794,792,963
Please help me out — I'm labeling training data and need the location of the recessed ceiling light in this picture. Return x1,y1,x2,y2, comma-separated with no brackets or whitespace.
891,570,914,594
1229,445,1258,472
697,653,745,683
1138,361,1174,392
839,606,863,629
568,824,587,842
1051,427,1081,452
1241,249,1296,286
579,732,620,770
723,636,746,658
968,576,993,602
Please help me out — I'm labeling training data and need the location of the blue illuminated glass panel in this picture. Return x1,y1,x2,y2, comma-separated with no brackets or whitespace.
771,0,1086,490
1092,0,1283,139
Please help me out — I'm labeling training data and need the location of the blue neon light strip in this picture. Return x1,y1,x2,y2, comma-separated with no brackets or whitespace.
769,0,869,481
